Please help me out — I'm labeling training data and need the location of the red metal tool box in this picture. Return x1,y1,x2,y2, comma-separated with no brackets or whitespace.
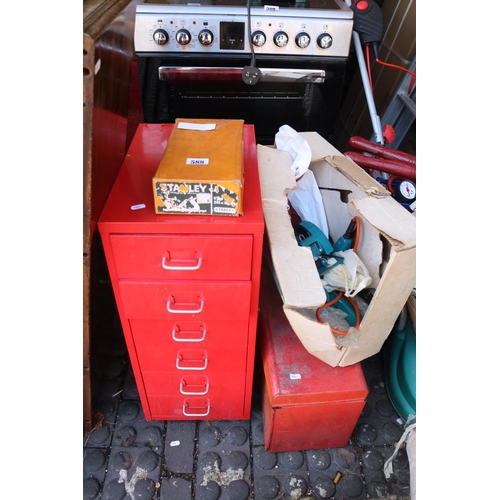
258,260,369,452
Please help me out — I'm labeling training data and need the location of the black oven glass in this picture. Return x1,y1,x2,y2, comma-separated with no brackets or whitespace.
138,55,347,145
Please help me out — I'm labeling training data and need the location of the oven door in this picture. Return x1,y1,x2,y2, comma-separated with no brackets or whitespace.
137,54,347,144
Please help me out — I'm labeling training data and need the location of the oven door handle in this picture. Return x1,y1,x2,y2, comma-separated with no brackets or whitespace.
158,66,325,84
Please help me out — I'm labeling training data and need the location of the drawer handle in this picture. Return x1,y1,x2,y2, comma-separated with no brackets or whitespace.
167,298,204,314
180,378,209,395
172,326,207,342
182,400,210,417
162,256,202,271
176,353,208,371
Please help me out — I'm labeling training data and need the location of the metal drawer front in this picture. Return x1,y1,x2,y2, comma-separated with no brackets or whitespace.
142,370,247,396
110,234,253,280
129,319,250,347
147,394,246,420
134,344,248,372
118,281,252,320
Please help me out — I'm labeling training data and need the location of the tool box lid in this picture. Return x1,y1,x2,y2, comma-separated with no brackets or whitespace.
259,261,369,407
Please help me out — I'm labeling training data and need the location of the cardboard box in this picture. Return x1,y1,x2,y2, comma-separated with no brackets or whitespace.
152,118,244,216
257,132,416,367
258,261,368,452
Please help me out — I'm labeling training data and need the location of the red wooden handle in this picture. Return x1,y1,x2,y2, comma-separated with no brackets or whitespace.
344,151,416,180
348,136,416,166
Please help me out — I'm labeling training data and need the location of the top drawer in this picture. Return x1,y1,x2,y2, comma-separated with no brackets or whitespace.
109,234,253,280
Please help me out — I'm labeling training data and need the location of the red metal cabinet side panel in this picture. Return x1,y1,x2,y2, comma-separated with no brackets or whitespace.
243,228,264,419
97,229,153,419
235,123,265,418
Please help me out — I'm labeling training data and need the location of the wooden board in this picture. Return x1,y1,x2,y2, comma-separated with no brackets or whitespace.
83,0,135,431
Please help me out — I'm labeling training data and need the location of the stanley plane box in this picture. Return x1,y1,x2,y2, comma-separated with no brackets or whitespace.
257,132,416,367
152,118,244,216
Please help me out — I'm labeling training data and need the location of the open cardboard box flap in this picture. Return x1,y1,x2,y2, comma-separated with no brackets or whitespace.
257,132,416,367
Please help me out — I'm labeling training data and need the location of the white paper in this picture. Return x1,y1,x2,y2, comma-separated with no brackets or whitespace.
177,122,216,131
275,125,311,179
287,170,329,239
274,125,329,238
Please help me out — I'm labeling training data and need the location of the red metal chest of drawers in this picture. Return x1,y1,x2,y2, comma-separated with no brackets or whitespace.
98,124,264,420
258,260,369,452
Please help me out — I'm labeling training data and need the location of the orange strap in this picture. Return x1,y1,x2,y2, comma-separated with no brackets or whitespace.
316,216,362,336
316,292,361,336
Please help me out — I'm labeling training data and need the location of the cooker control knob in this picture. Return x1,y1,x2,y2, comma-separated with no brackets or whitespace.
198,29,213,46
176,29,191,46
273,31,288,48
252,30,266,47
295,32,310,49
317,33,333,49
153,29,169,46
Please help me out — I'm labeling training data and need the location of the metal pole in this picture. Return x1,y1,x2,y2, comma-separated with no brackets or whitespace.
345,0,384,145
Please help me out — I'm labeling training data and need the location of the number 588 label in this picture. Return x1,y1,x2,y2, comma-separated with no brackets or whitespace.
186,158,209,165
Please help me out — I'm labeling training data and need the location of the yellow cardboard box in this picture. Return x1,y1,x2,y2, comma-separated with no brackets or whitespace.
153,118,244,216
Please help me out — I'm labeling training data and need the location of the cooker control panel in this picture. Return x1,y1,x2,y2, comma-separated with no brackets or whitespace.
135,7,353,57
